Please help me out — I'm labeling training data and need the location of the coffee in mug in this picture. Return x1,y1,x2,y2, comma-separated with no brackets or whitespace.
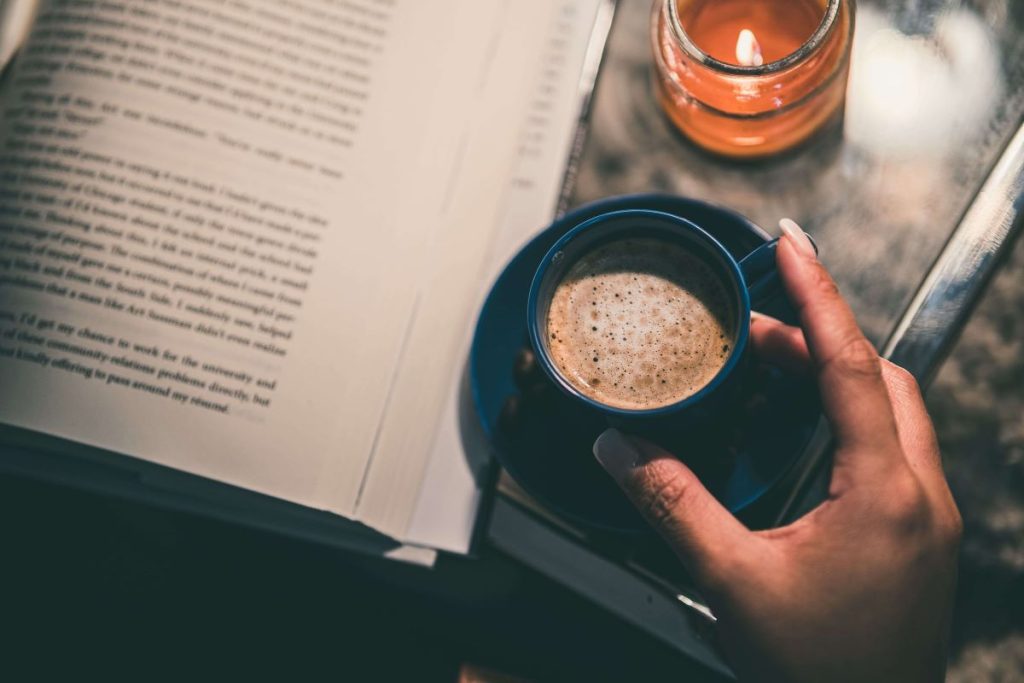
545,237,737,410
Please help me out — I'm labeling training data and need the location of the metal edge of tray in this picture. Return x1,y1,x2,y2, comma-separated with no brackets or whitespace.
491,99,1024,683
777,117,1024,525
881,119,1024,385
488,494,734,680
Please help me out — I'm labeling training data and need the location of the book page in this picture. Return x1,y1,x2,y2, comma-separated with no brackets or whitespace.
404,0,615,552
0,0,540,530
350,0,564,539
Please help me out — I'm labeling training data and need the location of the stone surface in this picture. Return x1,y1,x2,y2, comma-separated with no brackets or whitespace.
929,234,1024,681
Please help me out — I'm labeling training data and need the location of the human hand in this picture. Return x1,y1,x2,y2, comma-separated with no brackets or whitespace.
593,222,962,682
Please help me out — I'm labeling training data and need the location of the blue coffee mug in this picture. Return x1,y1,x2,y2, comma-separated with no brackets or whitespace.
526,209,788,445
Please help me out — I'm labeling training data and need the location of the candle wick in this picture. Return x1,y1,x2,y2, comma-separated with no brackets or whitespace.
736,28,764,67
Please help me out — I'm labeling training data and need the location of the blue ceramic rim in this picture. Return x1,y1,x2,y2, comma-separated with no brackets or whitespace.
526,208,753,419
466,193,805,531
465,193,771,442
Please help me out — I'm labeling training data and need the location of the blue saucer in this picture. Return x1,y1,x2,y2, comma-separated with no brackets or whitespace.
470,195,821,533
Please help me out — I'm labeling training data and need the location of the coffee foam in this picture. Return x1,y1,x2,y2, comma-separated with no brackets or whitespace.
546,238,736,410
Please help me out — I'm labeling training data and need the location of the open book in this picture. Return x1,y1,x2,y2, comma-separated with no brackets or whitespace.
0,0,613,560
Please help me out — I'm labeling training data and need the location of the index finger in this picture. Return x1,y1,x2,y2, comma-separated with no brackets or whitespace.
776,221,900,457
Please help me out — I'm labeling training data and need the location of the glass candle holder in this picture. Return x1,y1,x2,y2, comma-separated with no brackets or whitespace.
652,0,855,159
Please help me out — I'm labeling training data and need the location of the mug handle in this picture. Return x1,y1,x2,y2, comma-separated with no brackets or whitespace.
738,236,818,317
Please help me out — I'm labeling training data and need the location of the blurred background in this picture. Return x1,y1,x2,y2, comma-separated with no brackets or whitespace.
930,233,1024,681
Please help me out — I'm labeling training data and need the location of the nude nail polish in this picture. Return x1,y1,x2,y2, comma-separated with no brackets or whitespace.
593,428,642,482
779,218,816,259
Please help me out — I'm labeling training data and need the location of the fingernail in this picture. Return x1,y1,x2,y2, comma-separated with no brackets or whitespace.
750,310,766,323
593,428,642,482
779,218,816,259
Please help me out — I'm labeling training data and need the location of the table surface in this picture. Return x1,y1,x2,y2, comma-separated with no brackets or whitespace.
571,0,1024,346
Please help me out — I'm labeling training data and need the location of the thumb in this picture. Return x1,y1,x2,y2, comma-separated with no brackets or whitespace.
594,429,753,586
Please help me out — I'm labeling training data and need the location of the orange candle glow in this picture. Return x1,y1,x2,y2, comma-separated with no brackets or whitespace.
652,0,855,158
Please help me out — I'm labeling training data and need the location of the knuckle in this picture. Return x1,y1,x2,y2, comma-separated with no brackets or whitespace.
809,262,842,299
631,463,691,531
884,361,920,394
792,265,841,318
880,474,928,530
826,336,882,379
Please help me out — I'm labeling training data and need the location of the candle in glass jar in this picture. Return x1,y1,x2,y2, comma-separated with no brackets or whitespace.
652,0,855,158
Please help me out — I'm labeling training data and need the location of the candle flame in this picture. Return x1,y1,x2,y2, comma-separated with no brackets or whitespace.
736,28,764,67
